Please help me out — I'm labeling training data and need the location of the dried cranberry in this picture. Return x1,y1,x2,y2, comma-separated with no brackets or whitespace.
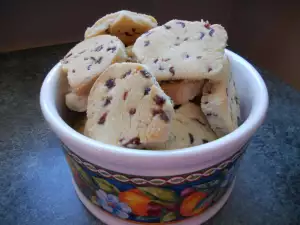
144,87,151,95
153,95,165,106
169,66,175,76
98,112,107,124
129,108,136,115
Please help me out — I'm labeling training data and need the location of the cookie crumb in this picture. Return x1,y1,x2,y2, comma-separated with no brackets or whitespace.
152,109,170,122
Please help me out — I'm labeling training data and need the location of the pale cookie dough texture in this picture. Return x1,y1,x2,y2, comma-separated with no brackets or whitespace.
133,19,228,81
125,45,137,62
85,10,157,46
149,102,217,150
201,57,241,137
160,80,204,105
85,62,174,148
61,35,127,112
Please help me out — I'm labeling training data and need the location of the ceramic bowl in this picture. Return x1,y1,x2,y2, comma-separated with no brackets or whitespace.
40,49,268,225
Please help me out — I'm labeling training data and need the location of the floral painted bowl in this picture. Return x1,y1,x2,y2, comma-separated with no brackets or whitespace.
40,49,268,225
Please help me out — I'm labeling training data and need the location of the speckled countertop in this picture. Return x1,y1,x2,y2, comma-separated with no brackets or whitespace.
0,45,299,225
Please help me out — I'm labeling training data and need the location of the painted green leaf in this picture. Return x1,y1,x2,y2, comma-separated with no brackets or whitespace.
138,187,179,203
193,192,215,213
161,212,177,223
74,163,94,186
93,177,119,195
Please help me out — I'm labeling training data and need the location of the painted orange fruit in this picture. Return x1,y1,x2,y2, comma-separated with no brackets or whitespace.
119,189,151,216
180,191,210,217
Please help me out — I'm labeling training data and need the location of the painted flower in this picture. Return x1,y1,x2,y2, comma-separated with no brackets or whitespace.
96,189,132,219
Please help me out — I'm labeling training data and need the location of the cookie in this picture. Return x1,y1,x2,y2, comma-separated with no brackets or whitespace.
160,80,205,105
61,35,127,111
65,92,88,112
125,45,137,62
85,10,157,46
201,57,241,137
133,19,227,81
85,62,174,148
149,102,217,150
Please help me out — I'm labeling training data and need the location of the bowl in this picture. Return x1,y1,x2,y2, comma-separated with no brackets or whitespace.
40,49,268,225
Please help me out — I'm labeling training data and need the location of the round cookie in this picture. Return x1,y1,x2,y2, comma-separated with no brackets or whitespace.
160,80,205,105
61,35,127,111
85,62,174,148
65,92,88,112
149,102,217,150
133,19,228,81
201,57,241,137
85,10,157,46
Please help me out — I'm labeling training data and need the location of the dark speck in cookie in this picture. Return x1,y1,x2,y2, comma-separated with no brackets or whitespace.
144,87,151,95
184,37,189,41
105,78,116,89
72,69,75,73
209,29,215,36
208,67,212,72
144,40,150,47
107,46,117,53
169,66,175,76
200,32,205,40
152,109,170,122
153,58,159,64
95,45,103,52
122,69,131,78
140,70,151,78
103,96,112,106
98,112,108,124
188,133,194,144
202,139,208,144
164,25,171,29
87,64,92,70
159,65,164,71
129,108,136,115
197,56,202,59
153,95,166,106
123,91,128,100
176,21,185,28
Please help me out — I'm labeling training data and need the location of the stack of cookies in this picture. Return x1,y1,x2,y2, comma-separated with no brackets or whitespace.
61,10,240,150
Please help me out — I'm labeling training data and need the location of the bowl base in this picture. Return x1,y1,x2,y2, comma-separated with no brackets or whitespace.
73,179,235,225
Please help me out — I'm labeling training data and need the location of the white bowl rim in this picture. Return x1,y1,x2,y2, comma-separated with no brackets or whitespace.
40,49,268,165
